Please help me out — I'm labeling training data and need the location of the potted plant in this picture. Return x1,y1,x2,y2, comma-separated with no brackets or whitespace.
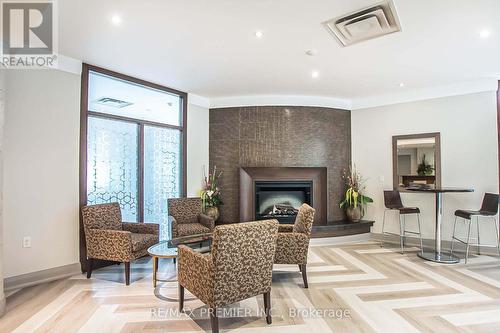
339,166,373,222
417,154,434,176
200,165,223,221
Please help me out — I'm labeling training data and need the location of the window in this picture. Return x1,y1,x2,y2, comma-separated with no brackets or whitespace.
80,65,187,247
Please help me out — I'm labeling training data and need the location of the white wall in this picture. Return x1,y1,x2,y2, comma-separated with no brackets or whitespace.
0,66,6,315
4,70,81,278
186,103,209,196
352,92,499,244
2,69,210,279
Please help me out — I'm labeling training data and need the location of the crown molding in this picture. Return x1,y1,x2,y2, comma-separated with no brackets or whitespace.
209,95,352,110
17,52,497,111
56,54,82,75
188,93,210,108
351,79,498,110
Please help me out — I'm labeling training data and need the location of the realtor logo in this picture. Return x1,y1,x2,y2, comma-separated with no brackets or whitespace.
1,1,57,68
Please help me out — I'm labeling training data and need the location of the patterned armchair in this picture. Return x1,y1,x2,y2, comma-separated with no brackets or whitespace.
274,203,316,288
168,197,215,238
178,220,279,333
81,202,159,285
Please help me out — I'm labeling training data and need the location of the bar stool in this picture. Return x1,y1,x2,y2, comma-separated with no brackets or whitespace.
450,193,500,264
381,190,424,254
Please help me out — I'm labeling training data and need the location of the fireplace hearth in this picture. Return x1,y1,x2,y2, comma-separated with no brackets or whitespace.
255,181,312,224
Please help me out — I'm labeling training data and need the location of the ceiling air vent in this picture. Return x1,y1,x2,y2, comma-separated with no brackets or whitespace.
93,97,133,108
322,0,402,47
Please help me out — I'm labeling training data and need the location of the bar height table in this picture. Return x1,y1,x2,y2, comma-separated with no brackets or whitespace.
406,187,474,264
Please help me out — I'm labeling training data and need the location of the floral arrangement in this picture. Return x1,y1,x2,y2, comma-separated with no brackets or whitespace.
417,154,434,176
200,165,223,210
339,166,373,211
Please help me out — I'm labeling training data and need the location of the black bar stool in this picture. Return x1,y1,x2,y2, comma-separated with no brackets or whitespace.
450,193,500,264
381,190,424,254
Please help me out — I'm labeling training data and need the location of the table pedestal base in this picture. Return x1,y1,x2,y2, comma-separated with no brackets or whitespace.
417,251,460,264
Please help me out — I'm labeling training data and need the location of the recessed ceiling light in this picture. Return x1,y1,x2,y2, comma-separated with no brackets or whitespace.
111,15,122,25
255,31,263,38
399,82,405,87
479,29,491,39
311,70,319,78
306,49,318,56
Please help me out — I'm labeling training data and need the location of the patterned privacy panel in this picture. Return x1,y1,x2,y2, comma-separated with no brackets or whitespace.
87,117,139,222
144,126,181,240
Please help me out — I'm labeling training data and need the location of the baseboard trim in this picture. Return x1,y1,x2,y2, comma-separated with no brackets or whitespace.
4,263,81,292
310,233,371,246
371,232,500,256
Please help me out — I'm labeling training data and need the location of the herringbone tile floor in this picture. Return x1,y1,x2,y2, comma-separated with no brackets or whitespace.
2,241,500,332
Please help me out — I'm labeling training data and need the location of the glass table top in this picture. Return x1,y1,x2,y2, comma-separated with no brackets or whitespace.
147,242,179,258
148,233,212,258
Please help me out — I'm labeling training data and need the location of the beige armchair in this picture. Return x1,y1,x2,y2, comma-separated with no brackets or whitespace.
178,220,279,333
274,203,315,288
168,197,215,238
81,202,159,285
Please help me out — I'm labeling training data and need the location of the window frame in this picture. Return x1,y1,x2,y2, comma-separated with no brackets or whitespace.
79,63,187,270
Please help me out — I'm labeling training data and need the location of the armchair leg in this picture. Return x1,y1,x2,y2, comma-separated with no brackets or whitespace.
300,264,308,288
86,258,93,279
263,290,272,324
125,262,130,285
210,307,219,333
298,264,302,272
179,284,185,312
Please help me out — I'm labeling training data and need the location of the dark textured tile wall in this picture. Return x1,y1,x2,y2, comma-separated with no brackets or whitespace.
209,106,351,223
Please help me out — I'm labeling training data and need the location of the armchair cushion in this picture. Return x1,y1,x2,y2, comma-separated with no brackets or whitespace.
278,224,294,233
178,220,278,309
198,214,215,230
292,204,315,236
82,202,122,231
274,232,310,265
131,233,158,252
168,197,203,225
122,222,159,235
178,245,214,306
86,229,132,262
211,220,279,307
176,223,211,237
169,198,214,238
274,204,315,266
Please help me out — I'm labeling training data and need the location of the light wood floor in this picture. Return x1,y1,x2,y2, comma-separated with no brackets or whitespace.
2,241,500,333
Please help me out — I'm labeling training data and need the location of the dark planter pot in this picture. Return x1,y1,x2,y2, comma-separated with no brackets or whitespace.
346,206,363,222
205,206,220,222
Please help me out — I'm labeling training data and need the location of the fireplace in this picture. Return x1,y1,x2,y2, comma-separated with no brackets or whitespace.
239,167,327,226
255,181,312,224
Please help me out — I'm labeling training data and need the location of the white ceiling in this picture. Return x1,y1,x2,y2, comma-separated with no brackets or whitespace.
59,0,500,108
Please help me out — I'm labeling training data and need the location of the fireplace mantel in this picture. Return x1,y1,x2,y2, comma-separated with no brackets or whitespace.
239,167,327,226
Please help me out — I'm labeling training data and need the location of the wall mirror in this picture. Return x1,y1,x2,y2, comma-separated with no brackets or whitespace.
392,133,441,189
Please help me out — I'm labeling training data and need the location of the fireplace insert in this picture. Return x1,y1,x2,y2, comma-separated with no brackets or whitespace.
255,181,312,224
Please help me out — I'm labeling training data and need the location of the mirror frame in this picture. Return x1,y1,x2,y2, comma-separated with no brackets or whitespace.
392,132,441,190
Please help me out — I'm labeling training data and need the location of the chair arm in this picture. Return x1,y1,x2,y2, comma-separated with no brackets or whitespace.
85,229,132,262
122,222,159,235
278,224,294,232
274,232,310,265
169,215,178,238
178,245,214,306
198,214,215,230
